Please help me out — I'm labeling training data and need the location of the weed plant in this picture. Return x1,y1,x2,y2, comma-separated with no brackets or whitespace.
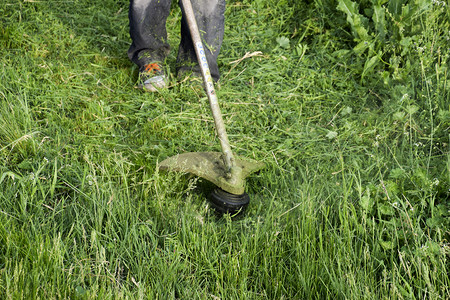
0,0,448,298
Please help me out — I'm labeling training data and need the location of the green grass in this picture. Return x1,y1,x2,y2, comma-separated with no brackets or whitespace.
0,0,449,298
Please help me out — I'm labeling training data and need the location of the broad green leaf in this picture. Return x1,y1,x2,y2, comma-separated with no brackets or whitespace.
341,106,353,116
0,171,22,184
389,168,406,179
379,238,395,250
18,159,33,170
353,40,372,55
437,109,450,124
276,36,290,49
337,0,357,16
393,111,406,121
372,5,386,40
360,189,373,211
406,105,419,115
426,217,444,228
337,0,369,41
362,55,379,79
388,0,405,16
378,203,395,215
326,131,338,139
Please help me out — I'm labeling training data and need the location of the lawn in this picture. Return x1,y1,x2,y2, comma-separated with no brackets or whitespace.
0,0,449,298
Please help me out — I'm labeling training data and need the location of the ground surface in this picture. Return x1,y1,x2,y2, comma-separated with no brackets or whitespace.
0,0,449,298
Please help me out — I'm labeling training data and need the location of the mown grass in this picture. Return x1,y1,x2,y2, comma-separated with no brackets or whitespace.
0,0,449,298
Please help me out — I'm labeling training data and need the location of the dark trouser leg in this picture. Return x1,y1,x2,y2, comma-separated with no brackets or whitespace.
177,0,225,81
128,0,172,70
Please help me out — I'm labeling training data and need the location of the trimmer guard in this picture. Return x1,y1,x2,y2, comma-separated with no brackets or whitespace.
159,152,265,195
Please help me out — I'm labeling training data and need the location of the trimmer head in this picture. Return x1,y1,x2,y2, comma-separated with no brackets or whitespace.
159,152,264,195
209,188,250,215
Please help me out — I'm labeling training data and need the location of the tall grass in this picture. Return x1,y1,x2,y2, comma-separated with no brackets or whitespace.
0,0,448,298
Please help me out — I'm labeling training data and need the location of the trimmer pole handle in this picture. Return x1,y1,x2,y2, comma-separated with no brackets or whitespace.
181,0,236,175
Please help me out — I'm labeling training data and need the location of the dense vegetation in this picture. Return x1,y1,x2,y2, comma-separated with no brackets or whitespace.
1,0,448,298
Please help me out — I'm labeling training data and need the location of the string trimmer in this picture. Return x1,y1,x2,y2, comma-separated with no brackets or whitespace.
159,0,264,214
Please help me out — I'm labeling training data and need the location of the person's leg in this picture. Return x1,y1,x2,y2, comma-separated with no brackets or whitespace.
177,0,225,81
128,0,172,69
